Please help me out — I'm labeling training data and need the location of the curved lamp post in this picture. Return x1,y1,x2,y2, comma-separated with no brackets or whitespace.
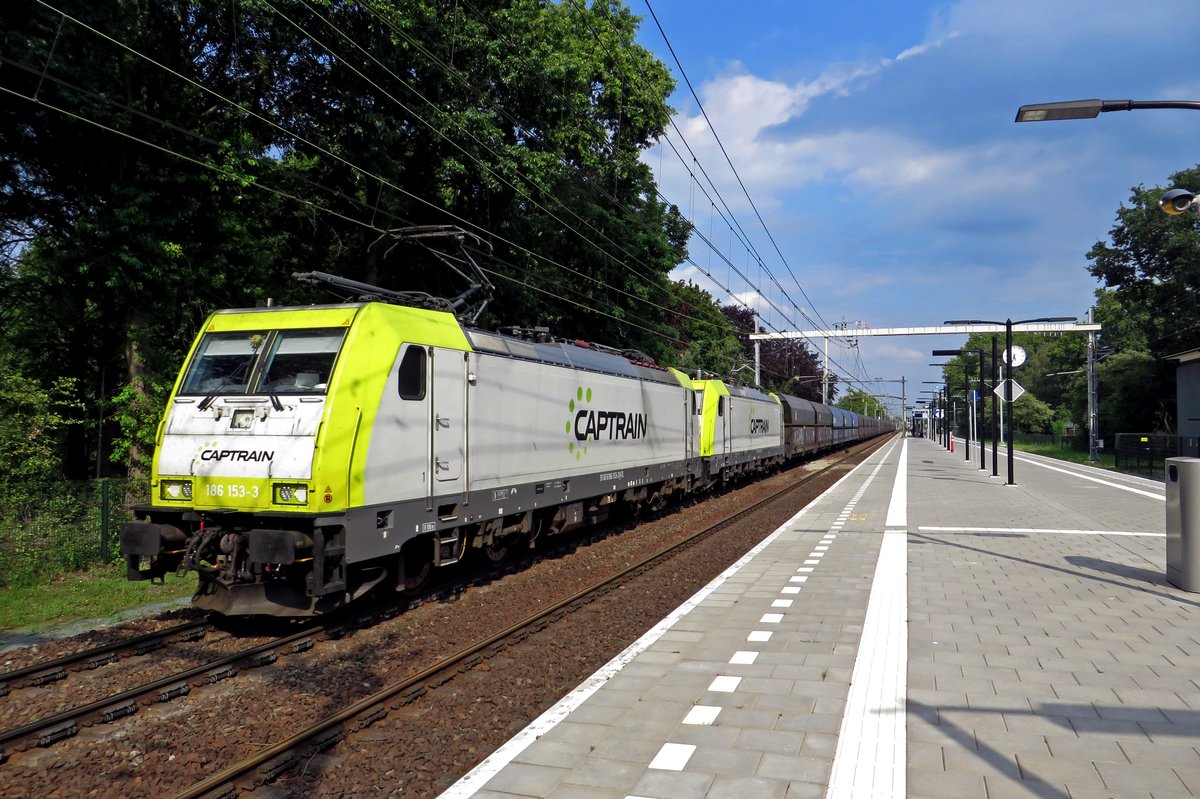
944,317,1077,485
934,348,988,471
1016,99,1200,216
1015,99,1200,122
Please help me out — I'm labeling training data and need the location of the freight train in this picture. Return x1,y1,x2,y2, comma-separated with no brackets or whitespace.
121,273,894,616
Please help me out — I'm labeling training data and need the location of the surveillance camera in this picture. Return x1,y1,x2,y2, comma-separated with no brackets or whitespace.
1160,188,1197,216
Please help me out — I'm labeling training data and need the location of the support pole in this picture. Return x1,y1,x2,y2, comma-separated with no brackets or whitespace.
978,351,986,471
754,316,761,388
822,336,829,405
1087,306,1099,462
964,370,970,461
1005,319,1015,485
991,335,999,477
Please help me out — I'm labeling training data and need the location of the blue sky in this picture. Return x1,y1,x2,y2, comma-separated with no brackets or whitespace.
633,0,1200,413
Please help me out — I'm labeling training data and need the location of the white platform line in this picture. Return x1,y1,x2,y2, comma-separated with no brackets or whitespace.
435,436,904,799
885,438,908,528
1006,450,1164,501
682,705,721,726
709,675,741,692
826,441,909,798
649,742,695,771
919,526,1163,537
826,529,908,799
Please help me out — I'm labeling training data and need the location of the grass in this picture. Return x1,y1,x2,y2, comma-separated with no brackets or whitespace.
1011,441,1118,470
0,564,196,633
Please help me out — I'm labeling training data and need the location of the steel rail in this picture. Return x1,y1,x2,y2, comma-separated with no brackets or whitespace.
0,619,211,696
171,434,895,799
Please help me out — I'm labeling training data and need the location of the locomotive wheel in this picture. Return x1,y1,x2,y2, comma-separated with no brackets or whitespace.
483,539,510,564
402,551,433,593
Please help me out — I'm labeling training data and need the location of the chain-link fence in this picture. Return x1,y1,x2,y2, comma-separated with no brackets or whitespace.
0,479,148,587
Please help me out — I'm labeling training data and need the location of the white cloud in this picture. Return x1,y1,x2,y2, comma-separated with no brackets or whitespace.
644,0,1200,390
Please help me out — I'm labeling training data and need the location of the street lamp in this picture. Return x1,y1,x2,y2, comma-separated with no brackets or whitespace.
1161,188,1200,216
922,382,947,448
1016,98,1200,218
945,317,1077,485
1015,98,1200,123
934,348,989,472
928,365,954,450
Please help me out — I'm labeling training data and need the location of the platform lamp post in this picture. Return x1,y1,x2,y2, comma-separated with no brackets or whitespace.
1018,100,1200,464
991,336,999,477
943,386,951,450
920,388,937,443
934,349,988,472
931,361,968,461
1015,98,1200,123
1016,96,1200,221
945,317,1077,485
928,365,953,451
922,382,946,448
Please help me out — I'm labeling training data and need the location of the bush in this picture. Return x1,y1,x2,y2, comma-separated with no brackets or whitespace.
0,479,147,587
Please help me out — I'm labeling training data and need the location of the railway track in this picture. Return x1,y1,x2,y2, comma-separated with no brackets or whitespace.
0,619,211,697
0,436,891,795
170,435,893,799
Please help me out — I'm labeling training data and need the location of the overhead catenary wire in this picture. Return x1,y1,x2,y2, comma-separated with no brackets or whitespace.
638,0,833,333
562,0,869,388
357,0,821,352
20,0,709,340
251,0,778,344
14,1,859,388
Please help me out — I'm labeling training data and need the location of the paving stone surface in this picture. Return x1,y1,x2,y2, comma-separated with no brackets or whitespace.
439,436,1184,799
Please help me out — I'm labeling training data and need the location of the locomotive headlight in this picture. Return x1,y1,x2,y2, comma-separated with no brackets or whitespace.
273,483,309,506
161,480,193,501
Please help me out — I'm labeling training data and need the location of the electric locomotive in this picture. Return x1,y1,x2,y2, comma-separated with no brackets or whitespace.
121,244,890,616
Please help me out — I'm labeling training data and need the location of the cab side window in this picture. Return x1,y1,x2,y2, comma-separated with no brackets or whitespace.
398,347,426,400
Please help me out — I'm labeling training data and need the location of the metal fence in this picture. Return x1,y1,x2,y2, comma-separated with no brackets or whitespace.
1114,434,1181,478
0,479,147,587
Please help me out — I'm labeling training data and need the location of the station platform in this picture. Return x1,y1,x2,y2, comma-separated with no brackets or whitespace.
437,434,1193,799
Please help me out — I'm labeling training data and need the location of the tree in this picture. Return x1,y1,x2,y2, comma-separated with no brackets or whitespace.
1010,392,1054,435
0,353,80,485
1,0,689,477
665,281,742,376
1084,165,1200,433
720,304,821,397
1088,165,1200,359
836,389,884,418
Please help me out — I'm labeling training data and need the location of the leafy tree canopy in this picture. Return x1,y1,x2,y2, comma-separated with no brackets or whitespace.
1,0,704,478
836,389,885,419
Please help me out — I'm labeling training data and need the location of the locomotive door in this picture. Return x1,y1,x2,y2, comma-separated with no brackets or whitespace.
720,396,731,456
431,348,467,495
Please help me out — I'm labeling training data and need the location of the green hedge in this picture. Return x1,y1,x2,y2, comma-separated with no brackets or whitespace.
0,479,148,587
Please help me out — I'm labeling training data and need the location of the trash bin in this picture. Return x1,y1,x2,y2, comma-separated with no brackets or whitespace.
1166,457,1200,592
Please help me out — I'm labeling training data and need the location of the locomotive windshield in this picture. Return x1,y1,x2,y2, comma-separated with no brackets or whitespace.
180,328,345,396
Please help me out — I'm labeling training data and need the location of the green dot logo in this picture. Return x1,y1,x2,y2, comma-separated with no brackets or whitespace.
567,385,593,457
